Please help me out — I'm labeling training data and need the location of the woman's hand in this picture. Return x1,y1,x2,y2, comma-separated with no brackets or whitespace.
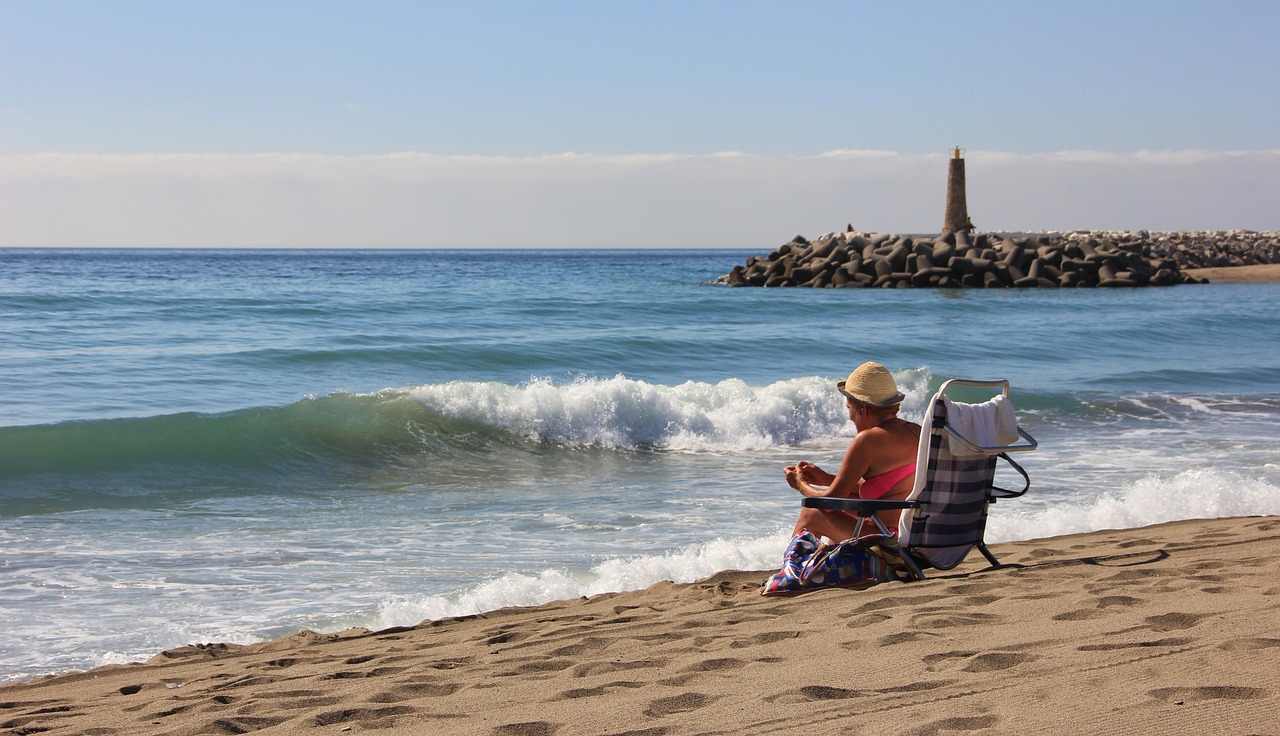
795,461,830,485
784,464,801,490
786,461,830,494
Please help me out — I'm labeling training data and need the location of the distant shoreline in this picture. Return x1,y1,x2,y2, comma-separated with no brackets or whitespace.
1184,263,1280,282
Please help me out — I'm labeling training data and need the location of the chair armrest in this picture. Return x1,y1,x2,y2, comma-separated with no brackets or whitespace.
801,497,917,516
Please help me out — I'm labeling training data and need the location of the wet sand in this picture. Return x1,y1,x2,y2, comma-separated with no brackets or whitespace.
3,515,1279,735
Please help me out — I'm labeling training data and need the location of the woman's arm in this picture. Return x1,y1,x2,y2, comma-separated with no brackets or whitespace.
786,435,875,498
788,432,880,501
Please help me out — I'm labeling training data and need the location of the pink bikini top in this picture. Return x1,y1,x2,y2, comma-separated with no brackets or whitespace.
860,462,916,500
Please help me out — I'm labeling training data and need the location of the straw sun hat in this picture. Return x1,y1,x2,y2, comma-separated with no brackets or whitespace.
837,361,905,407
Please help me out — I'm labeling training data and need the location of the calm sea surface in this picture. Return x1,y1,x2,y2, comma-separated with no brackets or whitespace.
2,248,1278,682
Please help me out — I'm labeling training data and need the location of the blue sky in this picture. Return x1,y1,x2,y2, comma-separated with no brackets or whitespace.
2,1,1278,246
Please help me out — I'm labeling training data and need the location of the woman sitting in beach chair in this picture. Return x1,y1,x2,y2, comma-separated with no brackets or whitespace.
784,361,921,540
763,361,922,596
765,365,1038,596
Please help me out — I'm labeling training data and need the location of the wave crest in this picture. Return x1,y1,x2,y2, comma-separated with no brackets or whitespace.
409,372,931,451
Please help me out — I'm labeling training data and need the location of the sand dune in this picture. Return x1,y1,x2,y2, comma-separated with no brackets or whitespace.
4,515,1279,735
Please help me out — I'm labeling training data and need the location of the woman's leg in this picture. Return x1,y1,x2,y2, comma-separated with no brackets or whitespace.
791,506,865,540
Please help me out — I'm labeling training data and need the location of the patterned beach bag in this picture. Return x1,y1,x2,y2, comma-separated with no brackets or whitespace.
761,530,909,597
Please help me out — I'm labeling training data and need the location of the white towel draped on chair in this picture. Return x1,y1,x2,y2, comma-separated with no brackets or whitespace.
942,394,1020,456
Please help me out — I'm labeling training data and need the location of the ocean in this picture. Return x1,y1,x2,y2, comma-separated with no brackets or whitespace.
2,247,1278,684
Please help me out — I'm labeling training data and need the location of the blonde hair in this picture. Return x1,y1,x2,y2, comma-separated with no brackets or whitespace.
862,402,900,420
849,398,900,420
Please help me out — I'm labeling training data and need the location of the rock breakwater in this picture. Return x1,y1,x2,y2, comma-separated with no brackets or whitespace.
1063,230,1280,269
719,230,1280,288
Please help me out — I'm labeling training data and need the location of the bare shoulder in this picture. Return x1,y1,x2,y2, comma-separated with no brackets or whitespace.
872,417,919,438
849,425,894,452
848,418,920,457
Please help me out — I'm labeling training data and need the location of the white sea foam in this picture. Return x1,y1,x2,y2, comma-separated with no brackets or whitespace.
373,532,793,627
988,467,1280,542
407,372,933,452
373,467,1279,630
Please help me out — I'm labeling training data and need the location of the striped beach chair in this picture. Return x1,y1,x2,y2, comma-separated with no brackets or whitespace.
802,378,1037,580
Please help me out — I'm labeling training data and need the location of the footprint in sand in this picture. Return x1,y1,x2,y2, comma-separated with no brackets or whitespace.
0,702,78,733
245,688,329,700
1076,637,1193,652
877,631,941,647
1144,612,1210,631
1056,591,1149,618
570,658,666,678
680,657,746,673
909,714,1001,733
1052,608,1110,621
643,692,714,717
1148,686,1269,703
1219,637,1280,651
493,721,560,736
208,674,283,691
200,715,291,732
553,680,644,700
794,685,866,701
231,694,343,715
1096,595,1144,608
484,630,531,645
765,677,958,705
943,580,1007,595
424,656,475,671
922,650,1037,673
845,593,949,616
728,630,801,648
549,636,612,657
908,611,1003,628
844,612,894,626
921,650,975,663
960,652,1038,672
322,665,408,679
367,682,463,701
499,659,576,677
311,705,419,728
1199,585,1240,594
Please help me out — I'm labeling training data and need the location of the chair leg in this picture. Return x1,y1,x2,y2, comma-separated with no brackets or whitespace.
898,551,927,581
866,514,892,536
977,543,1001,568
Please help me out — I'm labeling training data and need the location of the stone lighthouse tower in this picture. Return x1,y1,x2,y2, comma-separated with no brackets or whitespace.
943,146,970,233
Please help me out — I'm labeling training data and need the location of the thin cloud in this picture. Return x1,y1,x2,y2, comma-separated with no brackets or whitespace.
1,150,1276,248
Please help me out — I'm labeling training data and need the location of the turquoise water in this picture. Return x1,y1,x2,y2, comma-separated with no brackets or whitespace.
2,248,1278,682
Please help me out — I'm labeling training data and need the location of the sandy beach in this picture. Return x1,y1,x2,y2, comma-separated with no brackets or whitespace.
1186,263,1280,282
3,515,1278,735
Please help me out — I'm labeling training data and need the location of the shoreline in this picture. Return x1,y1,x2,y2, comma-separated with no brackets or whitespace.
5,515,1279,735
1184,263,1280,282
